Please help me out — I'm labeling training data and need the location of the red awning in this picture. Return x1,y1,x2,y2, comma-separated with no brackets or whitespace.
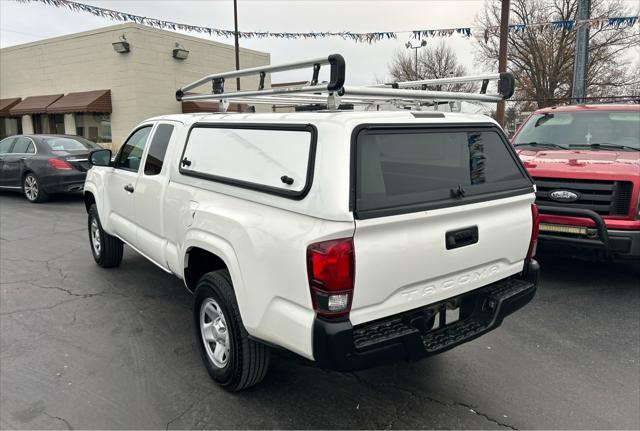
9,94,63,116
182,100,250,114
0,98,22,117
47,89,112,114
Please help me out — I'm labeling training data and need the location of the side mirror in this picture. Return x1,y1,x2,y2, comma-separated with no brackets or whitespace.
89,149,112,167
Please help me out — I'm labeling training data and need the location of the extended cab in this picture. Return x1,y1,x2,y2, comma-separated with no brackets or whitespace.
513,104,640,262
83,58,539,390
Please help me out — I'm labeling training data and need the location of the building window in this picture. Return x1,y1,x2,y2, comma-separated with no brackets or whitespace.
33,114,65,134
75,113,111,143
0,118,22,139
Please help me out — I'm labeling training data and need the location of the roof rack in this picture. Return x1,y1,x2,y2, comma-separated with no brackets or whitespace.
175,54,515,111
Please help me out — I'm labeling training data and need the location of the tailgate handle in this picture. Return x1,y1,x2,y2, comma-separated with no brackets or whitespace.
445,226,478,250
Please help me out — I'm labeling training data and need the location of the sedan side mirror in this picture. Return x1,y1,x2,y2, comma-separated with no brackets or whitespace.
89,149,112,167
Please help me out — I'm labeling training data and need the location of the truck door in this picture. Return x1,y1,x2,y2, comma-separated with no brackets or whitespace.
133,122,177,267
105,125,153,245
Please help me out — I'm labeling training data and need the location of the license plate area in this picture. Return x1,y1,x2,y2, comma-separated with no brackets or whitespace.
432,305,461,329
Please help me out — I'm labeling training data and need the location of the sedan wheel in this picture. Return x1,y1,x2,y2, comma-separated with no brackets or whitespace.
23,174,49,203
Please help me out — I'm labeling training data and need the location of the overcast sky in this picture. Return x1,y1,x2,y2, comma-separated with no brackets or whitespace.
0,0,491,85
1,0,638,87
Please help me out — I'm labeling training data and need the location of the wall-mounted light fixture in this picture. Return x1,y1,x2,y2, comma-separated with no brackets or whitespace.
172,43,189,60
112,34,130,54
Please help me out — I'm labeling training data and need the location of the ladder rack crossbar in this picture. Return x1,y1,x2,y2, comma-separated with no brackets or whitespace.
180,84,331,101
376,73,501,88
342,86,504,103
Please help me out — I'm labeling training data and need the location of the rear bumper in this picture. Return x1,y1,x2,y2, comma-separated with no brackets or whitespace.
537,206,640,261
40,171,87,194
312,260,539,371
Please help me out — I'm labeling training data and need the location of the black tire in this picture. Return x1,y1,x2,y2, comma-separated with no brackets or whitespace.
23,172,49,203
194,270,269,391
88,204,123,268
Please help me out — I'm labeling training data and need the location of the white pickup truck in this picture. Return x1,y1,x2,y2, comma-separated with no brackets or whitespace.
84,56,540,391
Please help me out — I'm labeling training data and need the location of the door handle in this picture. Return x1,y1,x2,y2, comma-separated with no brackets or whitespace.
445,226,479,250
124,184,135,193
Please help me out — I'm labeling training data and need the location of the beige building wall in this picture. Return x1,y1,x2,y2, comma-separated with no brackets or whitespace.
0,23,270,148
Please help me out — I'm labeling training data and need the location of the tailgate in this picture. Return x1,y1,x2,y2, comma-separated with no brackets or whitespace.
351,193,534,325
349,124,535,326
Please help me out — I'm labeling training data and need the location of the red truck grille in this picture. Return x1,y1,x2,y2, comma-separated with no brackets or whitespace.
533,177,633,216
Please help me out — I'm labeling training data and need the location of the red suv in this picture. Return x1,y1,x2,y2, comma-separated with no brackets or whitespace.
512,104,640,263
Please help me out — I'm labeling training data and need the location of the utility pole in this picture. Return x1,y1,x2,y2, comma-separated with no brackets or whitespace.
496,0,510,127
571,0,591,104
233,0,241,90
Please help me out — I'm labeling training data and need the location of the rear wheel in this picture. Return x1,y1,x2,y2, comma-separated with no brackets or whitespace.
88,204,123,267
23,173,49,203
194,270,269,391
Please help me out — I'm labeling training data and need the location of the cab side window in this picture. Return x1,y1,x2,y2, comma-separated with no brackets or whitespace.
144,124,175,176
115,126,152,172
0,138,16,154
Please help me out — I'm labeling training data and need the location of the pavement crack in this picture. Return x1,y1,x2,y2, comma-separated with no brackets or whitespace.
29,281,99,298
165,390,215,430
0,298,80,316
42,411,73,430
349,370,517,430
453,402,517,430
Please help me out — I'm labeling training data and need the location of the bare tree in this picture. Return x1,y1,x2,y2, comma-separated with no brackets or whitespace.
475,0,640,110
388,40,477,92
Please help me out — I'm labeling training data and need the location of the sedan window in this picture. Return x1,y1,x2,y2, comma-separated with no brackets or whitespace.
44,137,100,151
11,137,32,153
0,138,15,154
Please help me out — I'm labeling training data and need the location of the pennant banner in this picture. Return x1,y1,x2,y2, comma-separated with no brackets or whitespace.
13,0,640,44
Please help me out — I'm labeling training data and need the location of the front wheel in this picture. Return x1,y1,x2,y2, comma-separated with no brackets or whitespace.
88,204,123,267
23,173,49,203
194,270,269,391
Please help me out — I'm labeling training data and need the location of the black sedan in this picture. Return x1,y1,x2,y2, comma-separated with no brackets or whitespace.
0,134,101,203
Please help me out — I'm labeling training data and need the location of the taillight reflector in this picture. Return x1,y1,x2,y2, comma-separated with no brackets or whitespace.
307,238,354,318
48,158,73,170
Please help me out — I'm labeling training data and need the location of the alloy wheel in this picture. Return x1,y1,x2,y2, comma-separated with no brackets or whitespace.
90,218,101,257
200,298,230,368
24,175,39,201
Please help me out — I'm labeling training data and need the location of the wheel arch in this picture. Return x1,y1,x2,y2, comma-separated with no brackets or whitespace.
182,232,246,301
84,190,96,213
21,169,34,183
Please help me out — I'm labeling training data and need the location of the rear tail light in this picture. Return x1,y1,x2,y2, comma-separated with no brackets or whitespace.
307,237,354,318
48,158,72,170
526,204,540,261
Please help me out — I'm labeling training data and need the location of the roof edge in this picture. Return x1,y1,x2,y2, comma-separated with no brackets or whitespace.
0,23,269,57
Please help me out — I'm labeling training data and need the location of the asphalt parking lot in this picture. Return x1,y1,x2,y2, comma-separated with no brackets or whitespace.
0,192,638,430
